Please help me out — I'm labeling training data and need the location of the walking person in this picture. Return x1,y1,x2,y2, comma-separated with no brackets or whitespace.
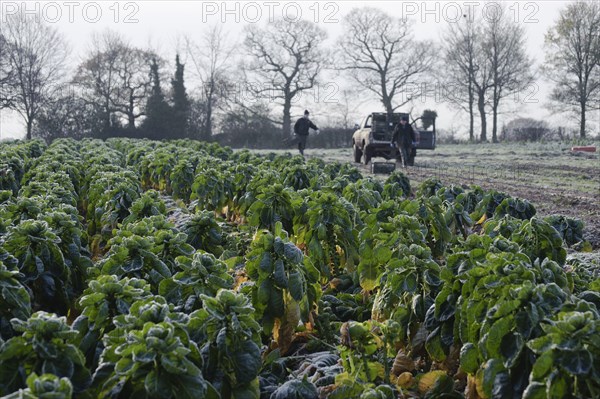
294,110,319,156
392,115,416,167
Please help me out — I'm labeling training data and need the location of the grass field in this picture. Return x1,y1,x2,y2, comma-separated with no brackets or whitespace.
259,142,600,248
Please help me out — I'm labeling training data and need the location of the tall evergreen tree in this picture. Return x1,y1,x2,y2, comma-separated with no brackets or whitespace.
142,58,172,139
171,54,190,138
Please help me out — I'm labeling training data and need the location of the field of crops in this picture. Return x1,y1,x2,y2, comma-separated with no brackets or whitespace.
307,143,600,249
0,138,599,399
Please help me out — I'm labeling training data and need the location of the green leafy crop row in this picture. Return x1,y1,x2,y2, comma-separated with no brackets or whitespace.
0,138,597,399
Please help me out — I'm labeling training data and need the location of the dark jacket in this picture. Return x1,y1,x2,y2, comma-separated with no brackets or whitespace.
294,117,318,136
392,123,416,148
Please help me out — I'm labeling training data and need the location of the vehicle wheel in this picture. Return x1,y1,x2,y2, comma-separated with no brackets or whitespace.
362,146,371,165
353,144,363,163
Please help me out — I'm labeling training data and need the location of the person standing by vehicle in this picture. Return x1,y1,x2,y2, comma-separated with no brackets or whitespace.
392,115,416,167
294,110,319,156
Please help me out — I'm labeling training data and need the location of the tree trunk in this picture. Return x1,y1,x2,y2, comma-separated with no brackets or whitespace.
127,113,135,130
383,97,393,119
104,99,111,133
381,73,393,118
492,48,498,143
26,119,32,140
206,99,213,139
128,94,135,129
580,103,586,138
282,97,291,138
205,82,214,139
468,82,474,142
492,102,498,143
478,91,487,142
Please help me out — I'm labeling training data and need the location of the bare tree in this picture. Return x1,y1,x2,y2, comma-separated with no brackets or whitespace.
74,31,155,132
33,89,96,141
544,1,600,138
484,8,535,143
0,33,16,109
466,37,496,143
442,20,483,142
115,48,155,130
338,7,436,118
74,32,125,133
442,8,533,143
185,25,235,139
2,13,69,139
243,19,327,137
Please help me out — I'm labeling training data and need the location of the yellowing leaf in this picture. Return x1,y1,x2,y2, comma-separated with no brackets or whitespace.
418,370,447,394
396,372,415,388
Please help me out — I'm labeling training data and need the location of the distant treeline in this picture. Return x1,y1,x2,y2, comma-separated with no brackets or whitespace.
1,3,598,143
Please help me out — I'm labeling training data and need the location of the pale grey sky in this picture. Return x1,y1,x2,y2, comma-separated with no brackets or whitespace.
1,0,596,140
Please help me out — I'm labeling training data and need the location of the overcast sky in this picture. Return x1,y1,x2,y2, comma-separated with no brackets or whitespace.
1,0,597,140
